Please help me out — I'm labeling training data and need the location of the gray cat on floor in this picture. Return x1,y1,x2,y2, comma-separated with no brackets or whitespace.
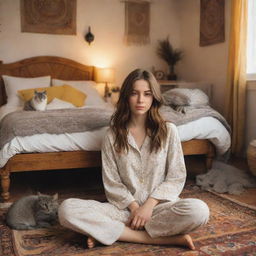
24,90,47,111
6,192,59,230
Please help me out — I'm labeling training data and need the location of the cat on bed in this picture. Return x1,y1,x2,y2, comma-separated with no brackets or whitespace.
6,192,59,230
24,90,47,111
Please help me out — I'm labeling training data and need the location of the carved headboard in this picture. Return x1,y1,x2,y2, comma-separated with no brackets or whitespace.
0,56,95,106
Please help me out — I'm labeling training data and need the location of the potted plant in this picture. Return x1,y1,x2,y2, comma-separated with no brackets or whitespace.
156,36,183,80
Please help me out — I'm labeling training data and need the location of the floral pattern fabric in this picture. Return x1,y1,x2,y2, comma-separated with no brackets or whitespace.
102,122,187,209
58,123,209,245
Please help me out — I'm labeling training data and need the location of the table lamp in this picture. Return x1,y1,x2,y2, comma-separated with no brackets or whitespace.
95,68,115,100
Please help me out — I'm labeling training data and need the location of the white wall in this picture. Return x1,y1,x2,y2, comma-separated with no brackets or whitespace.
176,0,231,114
0,0,181,88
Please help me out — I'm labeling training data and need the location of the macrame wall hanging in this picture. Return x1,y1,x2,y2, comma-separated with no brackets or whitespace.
20,0,77,35
200,0,225,46
123,0,151,45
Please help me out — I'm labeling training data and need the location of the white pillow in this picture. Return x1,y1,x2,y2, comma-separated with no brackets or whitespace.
163,88,209,106
2,75,51,107
51,79,106,107
0,105,22,122
46,98,76,110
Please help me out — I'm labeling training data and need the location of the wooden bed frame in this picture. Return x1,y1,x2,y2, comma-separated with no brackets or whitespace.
0,56,215,202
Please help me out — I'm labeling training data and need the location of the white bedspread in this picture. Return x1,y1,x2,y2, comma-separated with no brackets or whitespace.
0,115,230,168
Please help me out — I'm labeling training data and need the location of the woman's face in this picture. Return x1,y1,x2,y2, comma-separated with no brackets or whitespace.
128,79,153,117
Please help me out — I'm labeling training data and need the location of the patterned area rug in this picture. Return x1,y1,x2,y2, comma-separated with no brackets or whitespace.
0,184,256,256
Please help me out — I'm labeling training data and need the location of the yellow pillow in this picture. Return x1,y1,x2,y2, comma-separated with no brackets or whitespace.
61,84,87,107
18,86,65,103
18,85,87,107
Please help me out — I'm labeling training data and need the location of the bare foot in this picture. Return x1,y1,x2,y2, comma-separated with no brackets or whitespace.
175,234,195,250
87,236,98,249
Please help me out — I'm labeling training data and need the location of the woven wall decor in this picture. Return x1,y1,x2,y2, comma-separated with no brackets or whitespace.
20,0,76,35
124,0,150,45
200,0,225,46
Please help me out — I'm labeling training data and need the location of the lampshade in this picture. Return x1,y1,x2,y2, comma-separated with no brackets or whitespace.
95,68,115,83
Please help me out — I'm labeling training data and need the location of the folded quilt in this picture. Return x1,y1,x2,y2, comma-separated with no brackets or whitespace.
0,105,231,150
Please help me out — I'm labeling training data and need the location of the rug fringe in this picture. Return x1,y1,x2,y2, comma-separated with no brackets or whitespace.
209,191,256,211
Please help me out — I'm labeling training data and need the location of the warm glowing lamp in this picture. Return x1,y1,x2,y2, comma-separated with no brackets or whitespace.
95,68,115,100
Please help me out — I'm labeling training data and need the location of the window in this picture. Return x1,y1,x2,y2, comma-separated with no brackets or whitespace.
247,0,256,79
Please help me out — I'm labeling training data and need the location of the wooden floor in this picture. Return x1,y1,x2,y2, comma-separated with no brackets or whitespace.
3,156,256,207
222,156,256,207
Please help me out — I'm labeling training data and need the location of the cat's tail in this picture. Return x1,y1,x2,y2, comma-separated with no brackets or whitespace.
6,220,35,230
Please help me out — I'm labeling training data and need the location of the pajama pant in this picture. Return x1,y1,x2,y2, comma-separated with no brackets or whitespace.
58,198,210,245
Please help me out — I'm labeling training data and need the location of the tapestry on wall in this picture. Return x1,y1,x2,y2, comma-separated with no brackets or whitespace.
20,0,77,35
200,0,225,46
124,0,150,45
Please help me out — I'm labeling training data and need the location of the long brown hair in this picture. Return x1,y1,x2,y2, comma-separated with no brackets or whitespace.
110,69,167,153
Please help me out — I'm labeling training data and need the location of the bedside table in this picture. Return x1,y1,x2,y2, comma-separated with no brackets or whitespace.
157,80,178,93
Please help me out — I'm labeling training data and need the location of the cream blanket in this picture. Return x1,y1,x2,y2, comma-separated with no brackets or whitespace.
0,106,230,150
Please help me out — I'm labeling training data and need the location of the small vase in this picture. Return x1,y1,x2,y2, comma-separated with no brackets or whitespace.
167,73,177,80
167,65,177,80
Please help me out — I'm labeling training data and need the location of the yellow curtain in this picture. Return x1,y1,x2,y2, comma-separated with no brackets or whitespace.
225,0,248,155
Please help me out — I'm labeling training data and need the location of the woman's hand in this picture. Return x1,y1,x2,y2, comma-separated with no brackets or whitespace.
128,201,140,212
129,204,153,230
126,201,140,227
127,197,159,230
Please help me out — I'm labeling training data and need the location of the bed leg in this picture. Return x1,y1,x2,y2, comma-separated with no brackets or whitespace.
0,165,10,202
206,143,215,170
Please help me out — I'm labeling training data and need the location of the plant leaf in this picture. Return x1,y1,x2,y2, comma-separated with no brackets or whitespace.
156,36,183,66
